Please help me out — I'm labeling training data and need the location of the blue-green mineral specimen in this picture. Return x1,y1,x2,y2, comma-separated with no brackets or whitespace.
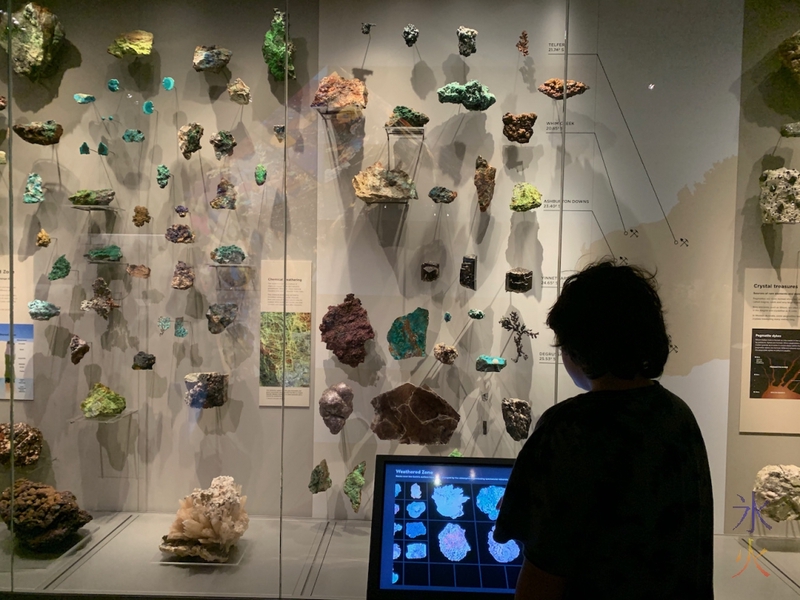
23,173,44,204
84,245,123,262
386,106,430,128
48,255,71,281
437,80,496,112
428,186,457,204
122,129,145,143
162,77,175,91
28,299,60,321
174,317,188,338
142,100,154,115
79,142,90,155
444,312,452,322
262,9,295,81
255,164,267,186
344,461,367,513
476,355,506,372
449,449,463,457
81,383,126,418
387,307,429,360
98,142,109,156
73,93,95,104
107,78,120,92
468,309,485,320
210,130,236,160
211,245,246,265
157,316,171,335
156,164,170,188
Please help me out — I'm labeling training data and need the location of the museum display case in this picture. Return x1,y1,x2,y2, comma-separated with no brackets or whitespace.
0,0,798,597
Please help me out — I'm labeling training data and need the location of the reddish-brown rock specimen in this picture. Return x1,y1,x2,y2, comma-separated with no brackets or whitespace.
370,382,460,445
502,112,537,144
310,72,368,112
474,155,496,212
516,31,529,56
538,78,589,100
0,423,43,466
132,205,151,227
0,479,92,549
319,294,375,368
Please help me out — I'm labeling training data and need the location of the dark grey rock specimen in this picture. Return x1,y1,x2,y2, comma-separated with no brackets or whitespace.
428,186,457,204
505,268,533,293
184,373,229,409
421,262,439,282
457,26,478,57
403,24,419,47
171,261,195,290
502,397,532,441
132,351,156,370
206,303,238,334
318,382,354,435
460,255,477,290
69,334,90,364
192,45,232,73
361,23,376,34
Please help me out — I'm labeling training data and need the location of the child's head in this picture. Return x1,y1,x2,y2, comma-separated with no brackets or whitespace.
546,260,669,380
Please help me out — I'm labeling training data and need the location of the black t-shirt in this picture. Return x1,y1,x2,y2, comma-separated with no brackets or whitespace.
494,382,714,599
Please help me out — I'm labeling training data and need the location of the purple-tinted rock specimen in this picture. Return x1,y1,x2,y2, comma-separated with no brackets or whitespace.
175,205,189,217
319,294,375,368
69,334,90,364
80,277,120,320
502,112,537,144
421,262,439,282
311,72,368,111
501,397,532,441
370,383,460,445
171,261,194,290
0,423,43,467
206,303,238,334
210,178,237,209
460,255,477,290
192,45,232,73
433,343,458,365
165,224,195,244
318,382,354,434
132,351,156,370
474,156,496,211
538,78,589,100
184,372,229,409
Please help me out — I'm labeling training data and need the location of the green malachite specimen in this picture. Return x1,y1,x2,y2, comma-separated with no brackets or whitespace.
437,80,496,111
211,245,246,265
23,173,44,204
80,383,126,418
156,164,170,189
107,78,120,92
387,307,429,360
47,255,71,281
107,30,153,59
13,120,63,145
468,309,485,320
343,461,367,513
255,164,267,186
98,142,109,156
122,129,145,143
385,106,430,128
84,245,122,262
210,130,236,160
73,93,95,104
69,189,115,206
142,100,154,115
162,77,175,91
449,449,464,457
262,8,295,81
27,299,60,321
0,3,65,81
79,142,90,155
444,312,452,322
174,317,188,338
510,182,542,212
476,355,507,372
178,123,204,159
308,459,332,494
157,316,171,335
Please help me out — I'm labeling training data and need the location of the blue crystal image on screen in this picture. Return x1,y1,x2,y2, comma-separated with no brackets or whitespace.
393,543,401,559
394,504,399,515
406,522,426,538
392,572,399,584
432,485,470,519
394,523,402,535
488,526,520,563
476,486,505,520
395,483,401,497
438,523,471,561
407,501,426,518
411,483,422,499
406,543,427,559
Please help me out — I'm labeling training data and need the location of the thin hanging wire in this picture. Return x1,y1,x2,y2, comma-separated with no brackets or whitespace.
6,0,15,589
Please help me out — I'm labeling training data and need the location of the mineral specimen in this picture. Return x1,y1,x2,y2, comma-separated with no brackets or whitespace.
510,182,542,212
433,343,458,365
476,355,506,372
0,3,65,80
444,312,452,322
142,100,155,114
81,382,126,418
309,459,332,494
754,464,800,522
361,22,376,34
386,106,430,128
107,30,153,58
98,142,109,156
262,9,295,81
370,382,460,445
407,522,426,538
174,318,188,338
421,262,440,282
488,526,520,563
476,486,504,520
318,382,354,435
0,423,42,467
433,485,470,518
171,261,195,289
28,299,60,321
0,97,5,111
210,245,246,264
69,189,115,206
184,372,229,409
311,72,368,111
210,130,236,160
344,461,367,513
474,156,496,211
192,45,232,73
439,523,471,561
502,112,537,144
157,317,171,335
107,78,120,92
502,397,532,441
126,264,151,278
36,229,51,247
0,479,92,550
428,186,457,204
255,164,267,186
516,31,529,56
84,245,122,262
206,303,238,334
178,123,204,159
227,78,250,105
274,125,286,140
24,173,44,204
122,129,145,143
73,93,95,104
456,26,478,57
407,502,425,518
80,278,120,319
129,351,156,371
505,269,533,294
468,309,485,320
13,120,63,145
460,255,477,290
406,543,427,559
782,122,800,137
132,205,151,227
156,164,170,188
79,142,90,155
162,77,175,91
69,334,90,364
449,449,462,457
159,476,248,563
165,224,195,244
319,293,375,368
538,78,589,100
387,307,428,360
210,178,237,209
47,255,71,281
175,205,189,218
760,168,800,224
352,162,417,203
403,24,420,47
437,80,496,111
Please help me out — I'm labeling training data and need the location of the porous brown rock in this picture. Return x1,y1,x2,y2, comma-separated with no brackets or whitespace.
36,228,51,247
501,397,532,441
0,423,43,466
318,382,354,434
779,31,800,85
474,156,496,212
132,205,151,227
538,78,589,100
370,382,460,445
126,264,151,279
311,72,368,112
319,294,375,368
502,112,537,144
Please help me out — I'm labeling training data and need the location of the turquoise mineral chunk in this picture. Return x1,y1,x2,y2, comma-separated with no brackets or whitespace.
156,164,170,188
79,142,90,155
476,355,506,372
23,173,44,204
468,309,485,320
210,245,246,265
122,129,145,143
107,79,120,92
174,317,188,338
162,76,175,91
387,307,428,360
142,100,154,115
444,312,452,322
73,93,95,104
47,255,71,281
27,299,60,321
98,142,109,156
157,316,171,335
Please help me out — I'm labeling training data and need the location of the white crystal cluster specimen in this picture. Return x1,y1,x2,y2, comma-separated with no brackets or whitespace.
754,464,800,522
